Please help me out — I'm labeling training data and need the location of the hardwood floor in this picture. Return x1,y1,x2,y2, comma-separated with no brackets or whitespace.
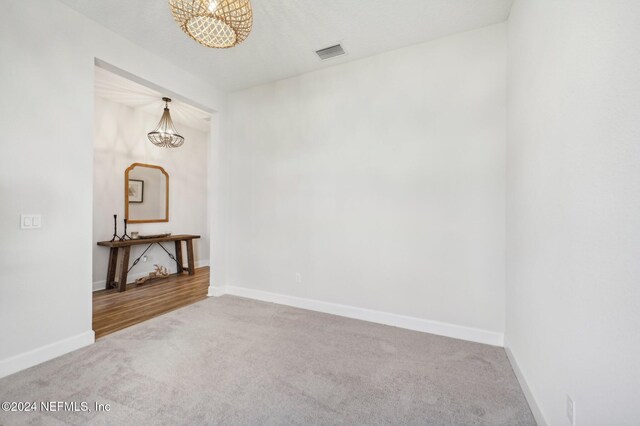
93,267,209,339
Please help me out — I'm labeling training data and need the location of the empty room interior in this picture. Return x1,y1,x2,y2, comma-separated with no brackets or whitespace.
1,1,639,425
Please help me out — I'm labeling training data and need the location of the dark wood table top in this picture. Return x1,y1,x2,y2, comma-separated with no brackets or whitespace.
97,234,200,248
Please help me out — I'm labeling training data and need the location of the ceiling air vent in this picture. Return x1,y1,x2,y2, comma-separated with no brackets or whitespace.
315,44,346,60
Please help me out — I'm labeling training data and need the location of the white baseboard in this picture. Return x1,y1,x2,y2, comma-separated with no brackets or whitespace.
0,331,95,379
195,260,210,269
222,286,504,347
92,260,210,291
208,286,226,297
504,342,547,426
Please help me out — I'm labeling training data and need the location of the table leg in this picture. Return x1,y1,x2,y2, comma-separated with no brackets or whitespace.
186,239,195,275
117,246,131,292
106,247,118,289
174,240,184,274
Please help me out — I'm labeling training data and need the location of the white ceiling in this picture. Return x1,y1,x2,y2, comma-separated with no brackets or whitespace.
62,0,513,92
95,66,212,132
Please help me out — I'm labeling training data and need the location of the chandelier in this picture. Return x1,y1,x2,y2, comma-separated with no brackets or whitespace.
169,0,253,49
147,97,185,148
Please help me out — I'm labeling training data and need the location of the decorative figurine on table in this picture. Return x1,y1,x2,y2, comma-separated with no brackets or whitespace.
110,214,119,242
121,218,131,241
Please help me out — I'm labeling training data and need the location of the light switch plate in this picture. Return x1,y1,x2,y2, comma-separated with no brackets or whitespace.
21,214,42,229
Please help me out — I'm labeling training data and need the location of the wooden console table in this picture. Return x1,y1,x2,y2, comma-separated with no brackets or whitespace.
97,234,200,292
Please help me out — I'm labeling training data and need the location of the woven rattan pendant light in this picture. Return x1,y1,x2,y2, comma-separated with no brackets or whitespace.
169,0,253,49
147,98,185,148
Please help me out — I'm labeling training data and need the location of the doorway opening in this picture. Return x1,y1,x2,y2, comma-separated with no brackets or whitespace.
92,63,213,338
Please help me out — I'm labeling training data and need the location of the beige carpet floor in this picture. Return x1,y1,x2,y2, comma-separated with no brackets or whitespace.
0,296,535,425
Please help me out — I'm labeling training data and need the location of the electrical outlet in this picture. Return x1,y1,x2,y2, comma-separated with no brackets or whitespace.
566,395,575,425
295,273,302,284
142,255,148,262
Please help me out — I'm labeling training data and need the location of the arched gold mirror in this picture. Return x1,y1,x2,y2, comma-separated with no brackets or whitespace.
125,163,169,223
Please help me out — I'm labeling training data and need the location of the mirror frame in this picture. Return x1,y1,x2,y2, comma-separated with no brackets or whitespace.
124,162,169,224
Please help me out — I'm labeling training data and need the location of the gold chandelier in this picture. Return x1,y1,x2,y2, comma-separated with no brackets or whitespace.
169,0,253,49
148,98,185,148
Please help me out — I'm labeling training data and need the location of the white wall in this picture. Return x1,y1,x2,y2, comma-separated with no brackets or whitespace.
506,1,640,424
93,97,210,290
225,24,507,344
0,0,226,378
